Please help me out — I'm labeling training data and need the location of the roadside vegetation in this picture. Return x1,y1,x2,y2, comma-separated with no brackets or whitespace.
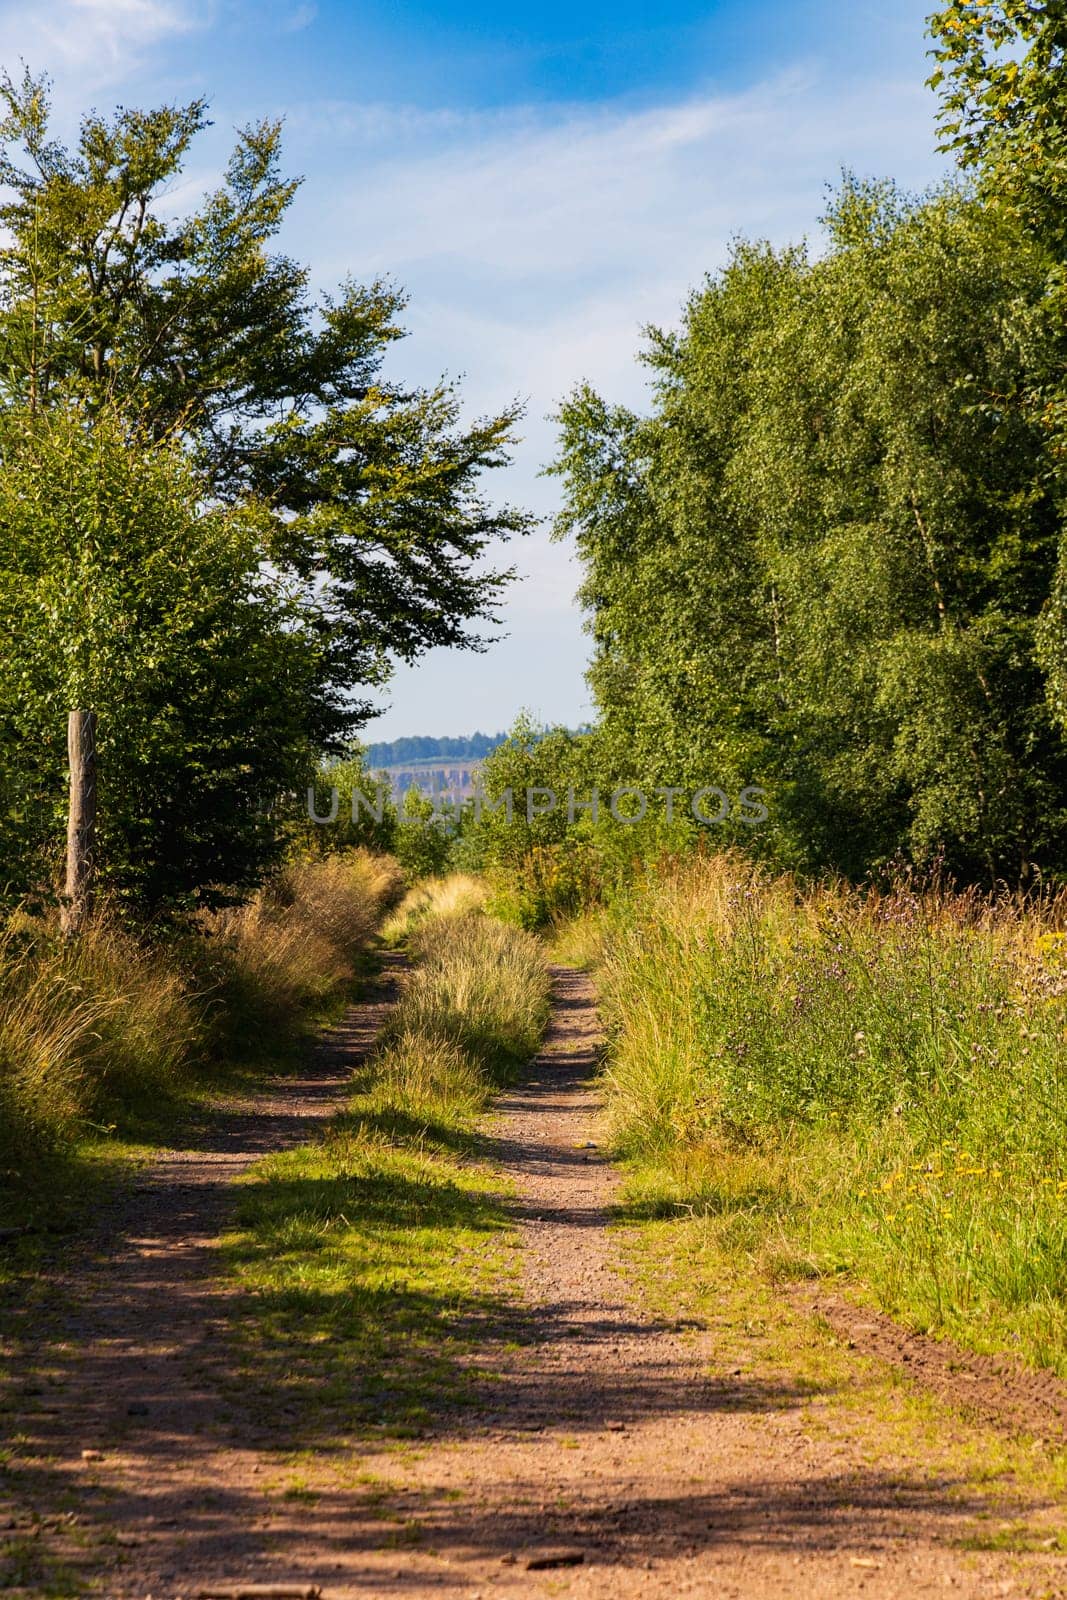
225,885,551,1439
0,850,404,1230
380,873,490,943
566,855,1067,1376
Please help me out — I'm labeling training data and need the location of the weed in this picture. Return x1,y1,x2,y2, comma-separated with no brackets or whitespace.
592,854,1067,1374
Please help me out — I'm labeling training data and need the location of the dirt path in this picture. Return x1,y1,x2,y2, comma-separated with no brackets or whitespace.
340,967,1067,1600
3,962,1065,1598
0,956,406,1597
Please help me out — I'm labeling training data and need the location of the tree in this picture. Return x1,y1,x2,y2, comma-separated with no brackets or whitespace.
0,405,336,911
928,3,1067,732
0,71,528,909
0,69,527,706
928,2,1067,258
553,180,1067,882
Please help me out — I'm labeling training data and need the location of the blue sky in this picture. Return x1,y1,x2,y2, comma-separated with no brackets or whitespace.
0,0,952,739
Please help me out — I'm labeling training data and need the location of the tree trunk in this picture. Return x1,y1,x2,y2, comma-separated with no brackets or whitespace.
61,709,96,936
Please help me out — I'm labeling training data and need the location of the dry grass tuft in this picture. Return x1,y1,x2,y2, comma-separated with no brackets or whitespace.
389,911,551,1080
381,873,489,945
201,849,405,1040
0,849,404,1177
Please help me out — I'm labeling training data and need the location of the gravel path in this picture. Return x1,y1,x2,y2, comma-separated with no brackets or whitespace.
0,957,406,1597
1,961,1064,1598
350,966,1065,1600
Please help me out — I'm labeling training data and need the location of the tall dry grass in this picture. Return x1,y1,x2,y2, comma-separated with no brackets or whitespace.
380,873,489,945
0,920,198,1162
0,849,404,1179
397,911,550,1073
592,854,1067,1373
364,910,551,1131
199,850,405,1050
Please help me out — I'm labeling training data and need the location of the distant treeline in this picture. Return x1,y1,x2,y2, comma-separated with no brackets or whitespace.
361,732,508,768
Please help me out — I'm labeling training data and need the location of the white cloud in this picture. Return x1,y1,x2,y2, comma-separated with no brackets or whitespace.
293,70,945,408
0,0,204,94
287,68,948,530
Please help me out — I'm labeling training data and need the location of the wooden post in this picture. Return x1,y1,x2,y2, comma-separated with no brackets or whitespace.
61,709,96,936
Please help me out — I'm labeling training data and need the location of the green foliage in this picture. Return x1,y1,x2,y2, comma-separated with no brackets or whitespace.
929,2,1067,256
301,753,475,884
392,787,456,880
0,72,528,698
301,751,399,859
465,715,702,926
595,855,1067,1372
0,406,332,908
929,4,1067,739
553,181,1067,882
0,71,528,907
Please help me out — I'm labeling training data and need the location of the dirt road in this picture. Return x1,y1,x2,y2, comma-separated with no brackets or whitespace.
2,962,1065,1598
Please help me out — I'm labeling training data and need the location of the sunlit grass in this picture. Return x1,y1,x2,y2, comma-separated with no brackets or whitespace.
380,872,489,945
590,854,1067,1374
224,906,550,1439
0,849,405,1231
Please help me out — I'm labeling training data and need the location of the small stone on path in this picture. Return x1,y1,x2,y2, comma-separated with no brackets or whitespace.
524,1547,586,1570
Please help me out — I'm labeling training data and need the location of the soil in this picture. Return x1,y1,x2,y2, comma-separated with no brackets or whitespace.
807,1292,1067,1446
2,960,1066,1599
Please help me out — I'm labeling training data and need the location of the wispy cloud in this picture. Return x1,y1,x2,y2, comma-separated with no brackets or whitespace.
276,67,950,731
0,0,205,93
290,68,946,452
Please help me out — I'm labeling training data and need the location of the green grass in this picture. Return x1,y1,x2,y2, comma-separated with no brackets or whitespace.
583,854,1067,1376
223,909,551,1442
0,850,405,1251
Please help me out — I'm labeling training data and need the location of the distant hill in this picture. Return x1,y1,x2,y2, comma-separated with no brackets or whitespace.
361,732,507,768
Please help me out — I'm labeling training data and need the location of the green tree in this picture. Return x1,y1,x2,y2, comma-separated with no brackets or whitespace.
928,3,1067,729
0,71,528,907
553,181,1067,882
301,749,398,859
928,2,1067,257
468,718,601,925
393,787,455,879
0,405,334,910
0,69,526,713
